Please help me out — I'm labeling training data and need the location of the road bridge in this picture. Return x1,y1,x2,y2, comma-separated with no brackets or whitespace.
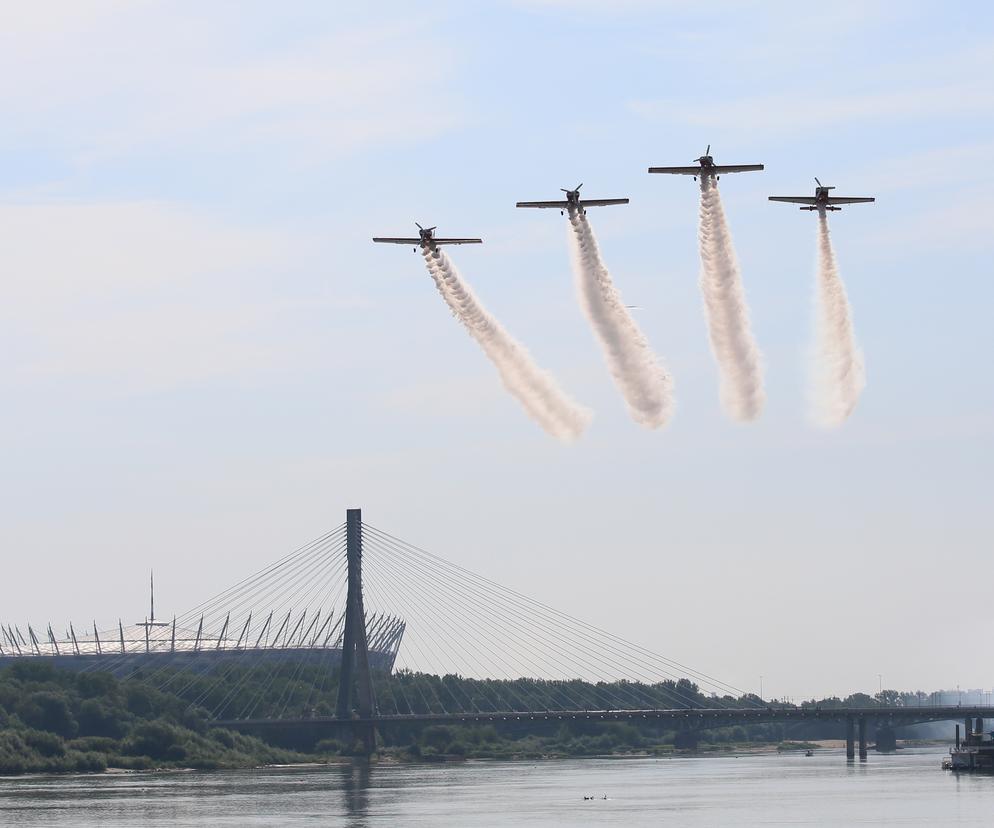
59,507,981,761
218,705,994,761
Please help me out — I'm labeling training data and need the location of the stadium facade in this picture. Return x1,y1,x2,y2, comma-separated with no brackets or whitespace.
0,611,405,677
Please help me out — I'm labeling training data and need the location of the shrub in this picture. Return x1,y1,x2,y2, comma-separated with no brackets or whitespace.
124,720,185,759
22,728,66,757
208,728,236,748
17,692,78,738
423,725,453,752
68,736,118,753
67,751,107,773
78,699,129,739
75,672,118,700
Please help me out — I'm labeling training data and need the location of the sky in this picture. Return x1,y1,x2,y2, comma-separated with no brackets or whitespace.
1,0,992,701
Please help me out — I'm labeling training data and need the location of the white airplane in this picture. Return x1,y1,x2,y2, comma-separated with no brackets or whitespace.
769,179,875,212
516,184,628,216
373,223,482,252
648,145,764,181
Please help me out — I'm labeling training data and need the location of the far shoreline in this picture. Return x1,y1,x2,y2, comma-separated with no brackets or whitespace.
0,741,952,780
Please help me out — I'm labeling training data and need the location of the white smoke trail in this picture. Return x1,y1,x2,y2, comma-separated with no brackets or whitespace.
422,246,591,441
567,210,673,428
697,178,765,421
811,211,865,427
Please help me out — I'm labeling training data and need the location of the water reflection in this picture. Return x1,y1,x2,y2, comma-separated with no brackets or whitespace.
340,760,371,827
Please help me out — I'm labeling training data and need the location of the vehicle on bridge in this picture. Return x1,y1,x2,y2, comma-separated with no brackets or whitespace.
769,179,875,212
516,184,629,216
648,145,764,182
373,223,483,253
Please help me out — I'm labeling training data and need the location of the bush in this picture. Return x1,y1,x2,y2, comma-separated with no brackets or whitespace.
165,744,187,762
124,720,185,759
125,684,165,718
17,692,78,738
423,725,453,752
22,728,66,757
314,738,343,754
208,728,236,748
67,751,107,773
68,736,118,753
78,699,129,739
181,707,208,735
75,672,118,700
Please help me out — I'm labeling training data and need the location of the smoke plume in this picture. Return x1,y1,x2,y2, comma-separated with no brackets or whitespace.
811,211,865,426
567,210,673,428
422,247,591,441
697,178,765,421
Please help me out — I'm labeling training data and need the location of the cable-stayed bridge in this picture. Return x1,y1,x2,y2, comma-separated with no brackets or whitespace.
7,509,991,761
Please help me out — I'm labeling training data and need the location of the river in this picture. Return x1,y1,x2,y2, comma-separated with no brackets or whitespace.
1,748,992,826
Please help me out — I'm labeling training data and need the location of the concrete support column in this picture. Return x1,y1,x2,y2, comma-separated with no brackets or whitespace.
858,717,868,761
846,715,855,761
336,508,377,755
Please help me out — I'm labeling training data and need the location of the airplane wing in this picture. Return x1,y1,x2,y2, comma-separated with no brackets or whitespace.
373,237,421,244
712,164,764,174
516,200,571,208
578,198,629,207
825,197,875,205
432,238,483,245
647,166,701,175
768,196,819,205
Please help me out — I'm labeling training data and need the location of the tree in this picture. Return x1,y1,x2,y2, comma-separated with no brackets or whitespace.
17,692,78,738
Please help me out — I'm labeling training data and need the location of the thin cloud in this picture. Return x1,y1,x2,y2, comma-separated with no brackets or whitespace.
0,200,321,391
0,10,467,166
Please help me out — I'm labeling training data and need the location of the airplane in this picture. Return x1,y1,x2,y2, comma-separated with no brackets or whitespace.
516,184,629,215
648,145,764,181
373,222,483,252
768,178,875,211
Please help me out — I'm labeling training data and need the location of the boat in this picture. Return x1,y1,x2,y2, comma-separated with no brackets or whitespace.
944,718,994,771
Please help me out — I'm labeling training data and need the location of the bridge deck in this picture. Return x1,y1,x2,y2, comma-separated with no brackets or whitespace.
215,705,994,729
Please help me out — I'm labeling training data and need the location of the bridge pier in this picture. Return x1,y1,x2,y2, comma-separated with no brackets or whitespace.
858,717,868,762
875,725,897,752
336,508,377,756
846,715,855,761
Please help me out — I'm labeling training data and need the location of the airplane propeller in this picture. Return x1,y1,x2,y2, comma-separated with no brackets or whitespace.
560,183,583,194
814,178,822,188
694,144,711,162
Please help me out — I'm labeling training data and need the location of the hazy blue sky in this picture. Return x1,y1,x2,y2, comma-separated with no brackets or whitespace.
1,1,992,700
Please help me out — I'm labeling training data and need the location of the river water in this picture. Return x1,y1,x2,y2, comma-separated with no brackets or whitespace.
1,748,992,826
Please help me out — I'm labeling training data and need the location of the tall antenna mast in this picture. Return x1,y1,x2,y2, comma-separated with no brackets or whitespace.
136,570,168,629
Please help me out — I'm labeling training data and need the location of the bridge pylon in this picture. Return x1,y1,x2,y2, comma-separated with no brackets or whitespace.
335,508,376,753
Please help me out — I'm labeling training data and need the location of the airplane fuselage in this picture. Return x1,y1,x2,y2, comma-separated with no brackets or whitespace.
802,188,841,211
